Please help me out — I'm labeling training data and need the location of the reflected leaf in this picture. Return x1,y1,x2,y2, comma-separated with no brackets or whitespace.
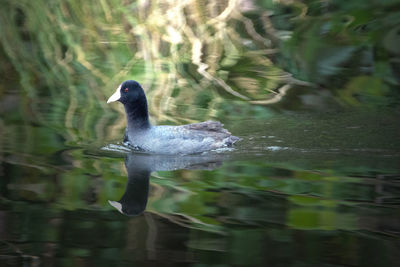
287,208,358,230
338,76,390,106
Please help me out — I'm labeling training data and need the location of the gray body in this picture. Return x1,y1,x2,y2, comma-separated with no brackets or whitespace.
124,121,240,155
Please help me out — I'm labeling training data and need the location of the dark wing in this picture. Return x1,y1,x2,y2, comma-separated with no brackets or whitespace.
183,120,231,135
183,120,240,146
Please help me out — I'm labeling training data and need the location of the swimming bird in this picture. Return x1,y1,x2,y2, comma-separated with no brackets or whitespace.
107,80,240,154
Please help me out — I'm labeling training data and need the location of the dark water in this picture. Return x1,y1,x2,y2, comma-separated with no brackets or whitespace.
1,0,400,266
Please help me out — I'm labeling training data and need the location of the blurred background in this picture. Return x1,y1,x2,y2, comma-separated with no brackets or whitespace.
0,0,399,266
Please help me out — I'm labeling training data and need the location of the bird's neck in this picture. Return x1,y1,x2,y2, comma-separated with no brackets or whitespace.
124,100,151,131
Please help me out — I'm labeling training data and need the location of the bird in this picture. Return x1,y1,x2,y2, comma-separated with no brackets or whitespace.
107,80,240,154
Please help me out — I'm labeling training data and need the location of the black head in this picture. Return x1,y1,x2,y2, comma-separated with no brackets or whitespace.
107,80,146,105
107,80,150,128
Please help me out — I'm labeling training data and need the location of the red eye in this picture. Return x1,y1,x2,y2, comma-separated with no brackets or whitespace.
124,88,129,92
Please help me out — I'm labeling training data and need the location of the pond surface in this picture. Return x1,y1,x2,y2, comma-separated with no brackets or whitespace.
1,0,400,266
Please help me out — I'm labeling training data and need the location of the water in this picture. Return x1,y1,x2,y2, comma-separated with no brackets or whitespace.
1,0,400,266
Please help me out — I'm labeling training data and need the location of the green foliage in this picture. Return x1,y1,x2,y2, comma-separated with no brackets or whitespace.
279,0,400,107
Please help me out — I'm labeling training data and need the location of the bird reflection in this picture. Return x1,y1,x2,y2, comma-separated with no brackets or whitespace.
109,153,226,216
